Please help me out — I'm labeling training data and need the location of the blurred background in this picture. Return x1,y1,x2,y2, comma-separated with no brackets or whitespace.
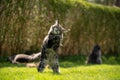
0,0,120,57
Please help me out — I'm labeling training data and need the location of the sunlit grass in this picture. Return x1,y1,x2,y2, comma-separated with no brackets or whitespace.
0,55,120,80
0,62,120,80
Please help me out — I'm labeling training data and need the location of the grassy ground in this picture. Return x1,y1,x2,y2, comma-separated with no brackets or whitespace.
0,55,120,80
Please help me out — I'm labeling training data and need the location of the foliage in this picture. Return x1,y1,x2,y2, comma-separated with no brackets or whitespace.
0,0,120,56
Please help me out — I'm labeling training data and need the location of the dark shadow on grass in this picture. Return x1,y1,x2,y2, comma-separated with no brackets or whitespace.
59,55,86,68
0,62,25,68
59,54,120,68
0,57,38,68
0,57,25,68
60,61,120,68
0,54,120,68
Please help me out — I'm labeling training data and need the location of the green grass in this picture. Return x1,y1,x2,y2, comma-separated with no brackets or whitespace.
0,55,120,80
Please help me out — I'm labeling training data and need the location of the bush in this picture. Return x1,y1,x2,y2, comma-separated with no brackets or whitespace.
0,0,120,56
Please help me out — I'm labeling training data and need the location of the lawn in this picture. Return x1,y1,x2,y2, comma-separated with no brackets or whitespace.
0,55,120,80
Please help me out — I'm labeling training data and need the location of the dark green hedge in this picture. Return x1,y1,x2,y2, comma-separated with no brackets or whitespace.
63,1,120,55
0,0,120,57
